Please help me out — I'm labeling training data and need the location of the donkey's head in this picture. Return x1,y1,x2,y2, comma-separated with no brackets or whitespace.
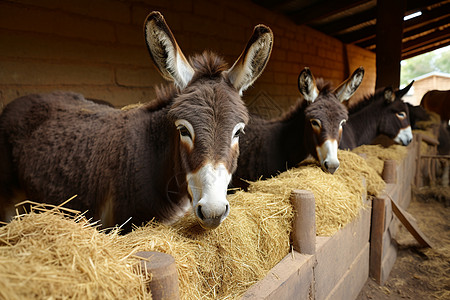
377,81,414,145
298,67,364,174
144,12,273,229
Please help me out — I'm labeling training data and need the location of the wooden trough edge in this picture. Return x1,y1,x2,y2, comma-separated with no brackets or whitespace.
242,186,371,300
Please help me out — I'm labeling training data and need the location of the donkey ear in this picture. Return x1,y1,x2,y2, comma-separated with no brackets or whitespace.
226,25,273,95
333,67,365,102
144,11,194,89
384,87,395,103
395,80,414,99
298,67,319,103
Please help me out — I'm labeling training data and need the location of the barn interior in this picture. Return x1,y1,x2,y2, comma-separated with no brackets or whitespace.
0,1,449,299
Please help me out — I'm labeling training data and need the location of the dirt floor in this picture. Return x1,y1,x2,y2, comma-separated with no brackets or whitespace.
357,191,450,300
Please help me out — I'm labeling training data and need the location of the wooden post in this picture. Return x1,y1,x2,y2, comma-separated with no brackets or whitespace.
375,0,405,89
136,251,180,300
382,160,397,184
369,196,386,283
414,134,423,187
290,189,316,255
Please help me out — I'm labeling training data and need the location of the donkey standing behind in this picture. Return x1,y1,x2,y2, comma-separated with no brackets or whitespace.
0,12,274,230
339,82,414,150
232,67,364,189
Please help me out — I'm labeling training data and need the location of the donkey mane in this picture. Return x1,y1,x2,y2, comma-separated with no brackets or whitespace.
189,51,229,81
316,78,332,92
143,51,228,112
347,88,385,114
142,84,178,112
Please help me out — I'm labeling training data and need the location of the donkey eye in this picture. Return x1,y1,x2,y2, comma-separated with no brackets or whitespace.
234,128,243,138
340,119,346,127
310,119,321,128
177,125,192,139
396,112,406,119
232,122,245,144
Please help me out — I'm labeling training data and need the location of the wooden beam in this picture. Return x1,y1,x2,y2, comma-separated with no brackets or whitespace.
357,14,450,50
313,7,377,36
402,39,450,60
404,3,450,33
390,197,434,248
403,26,450,50
339,25,376,44
251,0,295,11
287,0,370,25
375,0,406,89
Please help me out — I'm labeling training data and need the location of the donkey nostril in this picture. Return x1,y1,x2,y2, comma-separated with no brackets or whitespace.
224,204,229,216
196,205,205,220
324,161,329,170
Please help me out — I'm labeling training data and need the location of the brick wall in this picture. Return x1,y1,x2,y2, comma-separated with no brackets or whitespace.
0,0,375,114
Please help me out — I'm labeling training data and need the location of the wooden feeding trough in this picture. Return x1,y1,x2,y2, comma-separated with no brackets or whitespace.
1,144,423,299
135,143,425,299
370,138,433,285
135,186,371,300
241,188,371,300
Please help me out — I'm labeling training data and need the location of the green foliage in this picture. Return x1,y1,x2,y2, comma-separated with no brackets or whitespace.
400,46,450,85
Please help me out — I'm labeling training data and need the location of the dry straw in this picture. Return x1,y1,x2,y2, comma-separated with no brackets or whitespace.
0,203,151,300
352,144,408,175
0,146,404,300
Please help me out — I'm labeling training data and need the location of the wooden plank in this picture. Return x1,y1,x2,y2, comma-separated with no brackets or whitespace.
380,237,398,285
415,134,423,187
389,216,402,239
315,204,371,299
287,0,368,25
390,197,434,248
381,228,395,261
241,251,316,299
402,40,450,60
384,193,393,232
369,196,386,283
420,134,440,146
325,243,370,300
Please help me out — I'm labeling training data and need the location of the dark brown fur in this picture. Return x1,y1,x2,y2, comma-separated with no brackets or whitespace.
421,90,450,122
233,82,347,189
340,85,412,149
0,52,248,231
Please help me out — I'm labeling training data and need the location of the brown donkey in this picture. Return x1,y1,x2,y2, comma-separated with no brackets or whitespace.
0,12,273,230
233,67,364,189
339,81,414,150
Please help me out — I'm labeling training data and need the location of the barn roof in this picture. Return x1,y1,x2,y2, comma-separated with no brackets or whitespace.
252,0,450,60
412,71,450,81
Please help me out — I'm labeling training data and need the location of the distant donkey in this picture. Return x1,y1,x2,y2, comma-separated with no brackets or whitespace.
421,89,450,123
0,12,274,230
339,81,414,149
232,67,364,189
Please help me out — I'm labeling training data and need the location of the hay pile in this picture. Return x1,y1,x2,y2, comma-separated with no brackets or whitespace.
352,144,409,175
0,206,151,300
0,149,389,300
122,191,292,299
249,150,383,236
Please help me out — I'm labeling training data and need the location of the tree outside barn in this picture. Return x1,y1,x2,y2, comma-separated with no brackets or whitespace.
401,45,450,105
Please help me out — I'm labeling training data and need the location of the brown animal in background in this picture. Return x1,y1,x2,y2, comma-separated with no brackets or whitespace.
421,90,450,122
339,81,414,150
0,12,274,230
232,67,364,189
